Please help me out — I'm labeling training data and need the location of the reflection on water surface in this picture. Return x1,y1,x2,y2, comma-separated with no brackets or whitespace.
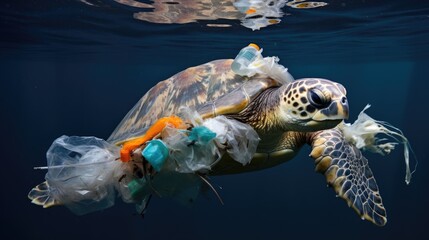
79,0,327,30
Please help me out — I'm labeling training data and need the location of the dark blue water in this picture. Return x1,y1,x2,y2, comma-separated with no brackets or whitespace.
1,0,428,239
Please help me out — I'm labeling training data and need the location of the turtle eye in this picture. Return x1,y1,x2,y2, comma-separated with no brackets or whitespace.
308,89,330,108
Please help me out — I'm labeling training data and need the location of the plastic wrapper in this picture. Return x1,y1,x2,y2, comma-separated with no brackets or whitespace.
161,107,221,173
42,135,123,215
162,107,260,171
203,116,260,165
249,56,294,84
162,125,221,173
32,107,261,215
231,44,294,85
341,104,417,184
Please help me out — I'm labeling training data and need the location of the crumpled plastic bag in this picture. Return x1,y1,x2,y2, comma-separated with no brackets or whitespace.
231,44,294,85
249,56,295,85
159,107,221,173
42,135,122,215
161,107,260,171
162,126,221,173
203,115,260,166
341,104,417,184
33,107,261,215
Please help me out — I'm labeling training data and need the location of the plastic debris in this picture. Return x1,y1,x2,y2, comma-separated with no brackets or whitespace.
188,126,217,145
120,116,185,162
249,55,295,84
38,135,123,215
162,119,222,173
204,115,260,166
30,104,260,216
131,171,202,208
232,44,294,85
231,43,262,77
341,104,417,185
128,178,148,200
127,172,203,211
142,139,169,172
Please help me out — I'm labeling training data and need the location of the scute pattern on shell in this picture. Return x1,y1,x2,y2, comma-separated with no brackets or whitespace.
108,59,246,144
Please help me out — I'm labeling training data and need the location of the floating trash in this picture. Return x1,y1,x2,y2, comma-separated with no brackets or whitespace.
29,106,260,215
341,104,417,185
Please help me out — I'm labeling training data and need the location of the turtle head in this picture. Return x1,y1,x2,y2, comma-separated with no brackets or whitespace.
278,78,349,131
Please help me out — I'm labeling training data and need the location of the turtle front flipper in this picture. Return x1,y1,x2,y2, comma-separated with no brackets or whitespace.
28,181,60,208
308,127,387,226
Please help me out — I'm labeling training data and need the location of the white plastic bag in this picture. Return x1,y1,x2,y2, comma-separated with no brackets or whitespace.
341,105,417,184
43,135,121,215
204,116,260,165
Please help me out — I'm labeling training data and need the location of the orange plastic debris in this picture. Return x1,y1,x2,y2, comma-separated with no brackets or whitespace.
120,116,185,162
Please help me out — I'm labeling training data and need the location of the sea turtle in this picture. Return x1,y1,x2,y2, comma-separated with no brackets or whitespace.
29,59,387,226
106,59,386,226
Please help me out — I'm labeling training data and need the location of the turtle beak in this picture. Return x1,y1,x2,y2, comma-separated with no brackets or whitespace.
312,97,349,121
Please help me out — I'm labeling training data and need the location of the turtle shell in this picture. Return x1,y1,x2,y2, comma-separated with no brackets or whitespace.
108,59,280,145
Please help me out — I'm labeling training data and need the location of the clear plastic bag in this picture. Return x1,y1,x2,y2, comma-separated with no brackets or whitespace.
163,107,260,171
32,107,261,215
231,44,294,85
43,135,122,215
341,105,417,184
162,124,221,174
249,56,295,85
203,116,260,166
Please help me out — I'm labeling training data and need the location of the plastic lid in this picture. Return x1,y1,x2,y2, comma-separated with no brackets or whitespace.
142,139,169,172
248,43,260,51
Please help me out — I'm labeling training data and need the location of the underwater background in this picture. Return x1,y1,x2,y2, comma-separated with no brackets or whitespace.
1,0,428,239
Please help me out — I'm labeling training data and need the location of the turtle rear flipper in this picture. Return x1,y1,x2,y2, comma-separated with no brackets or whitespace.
28,181,60,208
309,127,387,226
